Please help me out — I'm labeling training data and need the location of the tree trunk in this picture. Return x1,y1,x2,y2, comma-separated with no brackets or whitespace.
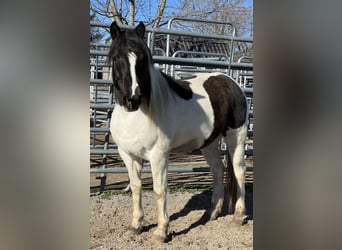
152,0,166,28
128,0,135,25
107,0,122,24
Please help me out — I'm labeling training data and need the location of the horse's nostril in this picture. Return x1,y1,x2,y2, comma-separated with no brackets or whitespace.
123,96,132,105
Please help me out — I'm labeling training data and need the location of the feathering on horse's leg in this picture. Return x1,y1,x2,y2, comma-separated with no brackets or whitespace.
225,124,248,222
118,149,144,233
150,150,169,243
201,140,225,220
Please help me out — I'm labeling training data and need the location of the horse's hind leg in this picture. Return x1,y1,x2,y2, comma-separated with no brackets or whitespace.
118,149,144,233
201,140,225,220
225,124,248,219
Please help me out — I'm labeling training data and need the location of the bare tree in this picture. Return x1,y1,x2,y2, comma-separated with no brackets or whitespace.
159,0,253,59
128,0,135,25
91,0,252,34
152,0,167,28
90,0,168,26
169,0,252,37
107,0,123,23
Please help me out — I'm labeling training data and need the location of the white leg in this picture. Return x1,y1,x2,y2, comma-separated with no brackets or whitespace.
226,124,247,217
150,150,169,242
118,148,144,233
201,141,224,220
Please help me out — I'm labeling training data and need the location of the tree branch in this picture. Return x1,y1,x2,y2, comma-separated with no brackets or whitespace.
107,0,123,24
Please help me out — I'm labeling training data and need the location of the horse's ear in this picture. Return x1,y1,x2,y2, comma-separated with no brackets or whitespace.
135,22,145,38
110,21,121,39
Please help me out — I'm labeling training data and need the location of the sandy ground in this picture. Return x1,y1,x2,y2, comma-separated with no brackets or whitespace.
90,180,253,249
90,133,253,249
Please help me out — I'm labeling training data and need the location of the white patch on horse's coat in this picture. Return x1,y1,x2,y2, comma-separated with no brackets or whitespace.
128,52,139,97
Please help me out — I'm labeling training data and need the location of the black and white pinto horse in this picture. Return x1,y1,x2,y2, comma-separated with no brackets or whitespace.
109,21,248,242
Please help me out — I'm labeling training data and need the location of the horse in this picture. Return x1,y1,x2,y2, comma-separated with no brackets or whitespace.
108,21,248,242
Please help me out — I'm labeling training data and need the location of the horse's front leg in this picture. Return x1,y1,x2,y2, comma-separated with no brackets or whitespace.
150,150,169,242
118,149,144,233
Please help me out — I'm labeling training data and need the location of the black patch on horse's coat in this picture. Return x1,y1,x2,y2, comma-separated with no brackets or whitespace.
161,72,193,100
201,75,247,148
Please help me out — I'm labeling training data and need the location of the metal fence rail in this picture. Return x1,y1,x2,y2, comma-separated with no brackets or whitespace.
90,21,253,43
90,19,254,191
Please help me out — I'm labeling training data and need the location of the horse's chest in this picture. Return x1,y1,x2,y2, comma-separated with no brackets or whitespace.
110,110,156,159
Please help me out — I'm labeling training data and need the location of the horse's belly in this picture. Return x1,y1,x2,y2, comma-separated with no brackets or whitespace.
170,139,202,153
169,94,215,152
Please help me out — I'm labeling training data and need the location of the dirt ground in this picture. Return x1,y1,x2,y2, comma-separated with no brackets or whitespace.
90,168,253,250
90,132,253,249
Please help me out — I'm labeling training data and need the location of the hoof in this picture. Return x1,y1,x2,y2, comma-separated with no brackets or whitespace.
152,234,167,243
127,226,142,235
230,215,248,226
209,210,220,221
209,204,222,221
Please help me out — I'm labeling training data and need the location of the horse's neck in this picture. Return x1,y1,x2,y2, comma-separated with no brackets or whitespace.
147,66,174,122
150,67,172,105
150,66,170,94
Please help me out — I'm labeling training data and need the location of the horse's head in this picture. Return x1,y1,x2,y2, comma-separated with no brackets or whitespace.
109,21,152,112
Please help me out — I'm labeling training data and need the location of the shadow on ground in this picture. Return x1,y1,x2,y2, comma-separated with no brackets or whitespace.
165,183,253,242
90,172,253,243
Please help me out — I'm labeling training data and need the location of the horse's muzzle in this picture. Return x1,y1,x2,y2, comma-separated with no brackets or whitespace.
123,95,142,112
